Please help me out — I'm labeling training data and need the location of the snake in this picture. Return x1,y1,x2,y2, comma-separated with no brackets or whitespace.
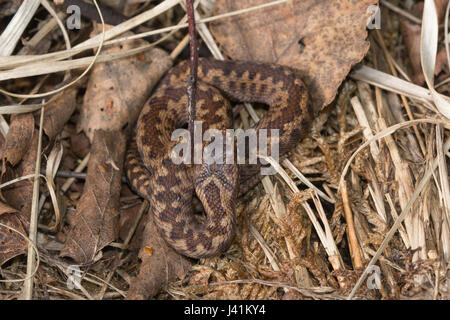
125,58,311,258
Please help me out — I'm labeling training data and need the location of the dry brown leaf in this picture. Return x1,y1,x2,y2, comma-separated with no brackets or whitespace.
70,132,91,159
1,113,34,167
126,212,191,300
0,129,38,266
1,132,38,215
210,0,377,113
43,86,78,141
118,199,142,247
0,201,27,266
60,129,125,263
77,27,173,141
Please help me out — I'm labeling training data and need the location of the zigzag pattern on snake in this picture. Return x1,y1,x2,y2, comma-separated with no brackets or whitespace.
125,58,311,258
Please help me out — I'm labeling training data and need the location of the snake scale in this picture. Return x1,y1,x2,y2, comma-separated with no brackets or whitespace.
125,58,311,258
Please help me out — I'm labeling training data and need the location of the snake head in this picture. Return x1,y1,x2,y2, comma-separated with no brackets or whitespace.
193,163,239,201
192,162,240,249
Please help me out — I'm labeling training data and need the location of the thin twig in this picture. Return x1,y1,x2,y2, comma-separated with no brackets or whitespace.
340,180,363,269
24,106,45,299
380,0,422,24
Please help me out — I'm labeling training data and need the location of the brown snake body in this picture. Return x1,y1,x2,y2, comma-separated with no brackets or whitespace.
125,58,311,258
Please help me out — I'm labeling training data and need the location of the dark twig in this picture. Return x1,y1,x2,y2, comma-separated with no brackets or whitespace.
44,169,87,180
48,170,127,183
185,0,198,163
0,165,129,183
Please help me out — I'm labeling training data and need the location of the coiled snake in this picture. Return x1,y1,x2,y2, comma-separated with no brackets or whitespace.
125,58,311,258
